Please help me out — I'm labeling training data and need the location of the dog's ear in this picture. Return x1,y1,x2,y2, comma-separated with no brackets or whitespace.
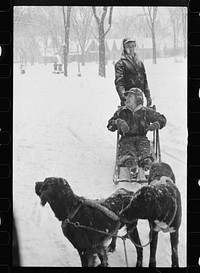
35,181,43,196
58,177,69,187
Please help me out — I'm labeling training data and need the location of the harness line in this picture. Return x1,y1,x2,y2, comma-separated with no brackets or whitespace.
126,228,153,248
62,218,131,266
63,218,153,248
122,237,129,267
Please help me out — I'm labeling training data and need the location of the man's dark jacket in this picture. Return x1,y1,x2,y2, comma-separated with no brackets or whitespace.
115,52,151,104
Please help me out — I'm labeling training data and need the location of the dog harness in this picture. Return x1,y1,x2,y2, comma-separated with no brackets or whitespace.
68,198,119,221
62,198,121,247
62,198,119,230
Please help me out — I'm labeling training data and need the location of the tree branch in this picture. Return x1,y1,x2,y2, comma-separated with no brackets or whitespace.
148,7,153,25
104,6,113,36
92,7,100,26
153,7,158,22
101,6,108,24
62,6,66,28
89,23,99,41
108,6,113,24
142,7,152,30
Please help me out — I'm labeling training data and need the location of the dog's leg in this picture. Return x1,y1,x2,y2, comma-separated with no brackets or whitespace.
128,222,143,267
107,223,124,252
78,250,88,267
107,234,117,252
170,230,179,267
97,247,108,267
78,250,95,267
148,223,158,267
133,229,143,267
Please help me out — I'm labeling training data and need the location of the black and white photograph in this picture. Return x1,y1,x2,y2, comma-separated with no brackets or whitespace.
13,5,187,267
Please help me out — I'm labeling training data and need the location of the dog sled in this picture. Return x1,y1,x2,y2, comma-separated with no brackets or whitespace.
113,105,162,185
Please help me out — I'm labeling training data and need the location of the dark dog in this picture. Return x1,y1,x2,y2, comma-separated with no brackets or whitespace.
35,177,142,267
108,162,177,262
120,162,182,267
148,161,176,183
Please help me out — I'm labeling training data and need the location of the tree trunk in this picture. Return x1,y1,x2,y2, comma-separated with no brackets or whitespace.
152,27,157,64
63,44,67,76
182,9,187,59
99,26,106,77
92,6,113,78
183,31,186,59
44,48,47,65
172,24,177,56
62,6,72,77
143,7,157,64
81,49,85,66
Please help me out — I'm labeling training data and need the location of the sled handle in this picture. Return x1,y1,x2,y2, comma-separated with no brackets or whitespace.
156,129,162,163
113,129,120,182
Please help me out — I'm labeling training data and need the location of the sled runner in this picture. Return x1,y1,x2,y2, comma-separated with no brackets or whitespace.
113,105,162,185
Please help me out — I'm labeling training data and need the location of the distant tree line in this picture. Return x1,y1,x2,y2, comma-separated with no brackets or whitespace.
14,6,187,78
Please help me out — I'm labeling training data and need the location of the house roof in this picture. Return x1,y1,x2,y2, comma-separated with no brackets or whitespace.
37,36,174,57
106,39,114,51
105,38,153,51
85,39,98,51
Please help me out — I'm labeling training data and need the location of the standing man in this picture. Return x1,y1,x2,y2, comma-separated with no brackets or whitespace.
115,38,152,107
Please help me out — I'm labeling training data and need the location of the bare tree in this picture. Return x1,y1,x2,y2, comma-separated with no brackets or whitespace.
34,7,63,65
14,6,66,66
14,7,36,64
181,7,187,59
47,7,64,54
34,7,50,65
168,7,182,56
133,15,150,38
114,8,146,38
62,6,72,77
14,6,26,30
71,7,93,66
20,7,40,65
92,6,113,77
143,7,158,64
115,15,135,37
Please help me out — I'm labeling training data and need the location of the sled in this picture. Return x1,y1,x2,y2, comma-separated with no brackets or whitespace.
113,105,162,185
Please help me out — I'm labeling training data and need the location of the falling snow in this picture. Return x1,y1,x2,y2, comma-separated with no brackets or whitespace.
13,58,187,267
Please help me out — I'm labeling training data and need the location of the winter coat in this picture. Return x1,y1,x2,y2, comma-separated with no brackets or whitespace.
107,105,166,137
115,52,151,104
54,54,62,65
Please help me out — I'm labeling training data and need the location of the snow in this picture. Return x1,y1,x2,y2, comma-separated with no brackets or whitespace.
13,57,187,267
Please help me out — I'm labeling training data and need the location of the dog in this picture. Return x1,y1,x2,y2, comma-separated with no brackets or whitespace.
35,178,142,267
108,162,177,262
120,162,182,267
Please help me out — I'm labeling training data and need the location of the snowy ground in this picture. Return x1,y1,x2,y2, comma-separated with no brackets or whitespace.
13,57,187,267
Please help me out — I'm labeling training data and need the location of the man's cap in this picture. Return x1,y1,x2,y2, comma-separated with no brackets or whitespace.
123,38,136,47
